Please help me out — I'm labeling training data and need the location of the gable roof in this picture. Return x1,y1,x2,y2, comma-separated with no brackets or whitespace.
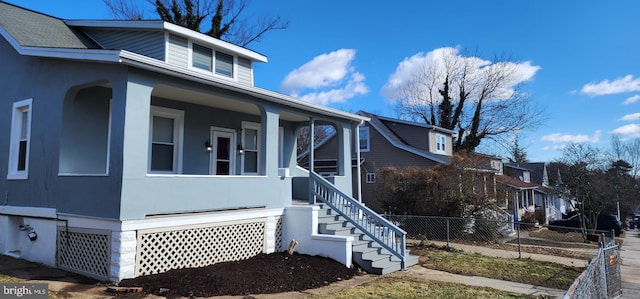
358,111,451,164
0,2,98,49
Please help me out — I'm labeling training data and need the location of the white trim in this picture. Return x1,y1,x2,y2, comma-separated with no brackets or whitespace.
63,20,267,62
7,98,32,180
209,127,237,175
148,106,184,174
121,208,283,231
241,121,261,175
0,205,57,218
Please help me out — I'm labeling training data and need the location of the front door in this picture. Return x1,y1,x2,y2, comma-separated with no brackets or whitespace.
210,128,236,175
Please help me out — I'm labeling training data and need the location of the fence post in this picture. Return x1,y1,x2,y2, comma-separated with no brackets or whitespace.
516,220,521,259
446,218,450,251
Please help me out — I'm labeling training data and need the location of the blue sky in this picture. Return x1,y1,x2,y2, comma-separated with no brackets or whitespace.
5,0,640,162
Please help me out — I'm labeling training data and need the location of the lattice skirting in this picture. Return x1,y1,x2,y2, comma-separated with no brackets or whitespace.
136,216,283,276
57,227,111,281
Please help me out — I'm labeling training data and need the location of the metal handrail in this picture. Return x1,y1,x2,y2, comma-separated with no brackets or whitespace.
309,172,407,269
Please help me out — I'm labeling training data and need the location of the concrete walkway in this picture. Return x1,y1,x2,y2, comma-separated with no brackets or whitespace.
620,230,640,298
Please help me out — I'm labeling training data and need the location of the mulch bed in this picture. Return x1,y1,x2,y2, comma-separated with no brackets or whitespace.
118,252,361,298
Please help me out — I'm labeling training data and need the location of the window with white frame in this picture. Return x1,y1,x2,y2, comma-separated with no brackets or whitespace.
192,44,213,72
435,133,447,154
365,172,376,184
149,106,184,174
191,42,235,78
358,126,370,152
7,99,32,179
242,122,260,175
215,51,234,77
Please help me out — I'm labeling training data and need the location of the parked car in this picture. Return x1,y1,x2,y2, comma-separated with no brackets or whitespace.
548,214,587,232
596,214,622,236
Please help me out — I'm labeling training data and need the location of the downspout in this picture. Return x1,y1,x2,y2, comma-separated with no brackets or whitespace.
355,120,364,203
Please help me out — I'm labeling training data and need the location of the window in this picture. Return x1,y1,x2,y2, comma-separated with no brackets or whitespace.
358,126,370,152
435,133,447,154
241,122,260,175
365,172,376,184
149,106,184,174
191,43,235,78
215,51,234,77
7,99,32,179
192,44,213,71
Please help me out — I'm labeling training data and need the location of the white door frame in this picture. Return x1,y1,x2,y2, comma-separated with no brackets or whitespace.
210,127,236,175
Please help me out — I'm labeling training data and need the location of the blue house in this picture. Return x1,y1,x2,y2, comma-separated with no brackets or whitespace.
0,3,414,281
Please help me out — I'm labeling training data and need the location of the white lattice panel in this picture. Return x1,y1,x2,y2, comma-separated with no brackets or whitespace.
274,216,283,250
136,219,270,276
57,227,111,281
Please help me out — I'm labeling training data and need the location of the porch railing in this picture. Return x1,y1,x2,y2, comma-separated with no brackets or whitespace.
309,172,408,270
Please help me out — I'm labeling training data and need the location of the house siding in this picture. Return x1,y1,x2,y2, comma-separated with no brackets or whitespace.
0,37,126,219
237,57,253,85
167,34,188,68
85,29,166,60
312,122,440,212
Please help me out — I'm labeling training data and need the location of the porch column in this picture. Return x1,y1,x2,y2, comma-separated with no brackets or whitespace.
121,76,153,179
261,106,281,177
308,117,315,204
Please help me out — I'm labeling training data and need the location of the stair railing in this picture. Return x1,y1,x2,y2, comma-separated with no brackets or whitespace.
309,172,408,270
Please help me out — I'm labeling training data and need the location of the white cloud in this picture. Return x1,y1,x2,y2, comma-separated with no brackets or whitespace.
581,75,640,96
623,94,640,105
540,130,602,143
543,144,567,151
380,47,540,103
610,124,640,137
280,49,368,105
619,113,640,121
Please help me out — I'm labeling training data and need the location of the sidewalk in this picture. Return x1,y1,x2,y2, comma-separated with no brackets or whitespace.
619,230,640,298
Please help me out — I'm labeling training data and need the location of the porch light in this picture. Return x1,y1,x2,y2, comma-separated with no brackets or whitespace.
205,140,213,153
237,144,244,155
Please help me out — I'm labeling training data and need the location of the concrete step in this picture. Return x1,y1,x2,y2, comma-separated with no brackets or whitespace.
316,202,410,275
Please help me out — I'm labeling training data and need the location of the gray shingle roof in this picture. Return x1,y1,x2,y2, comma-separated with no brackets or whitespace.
0,2,98,49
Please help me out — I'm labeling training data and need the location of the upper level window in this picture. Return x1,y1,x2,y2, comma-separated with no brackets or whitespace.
149,106,184,174
7,99,32,180
192,44,213,71
358,126,370,152
215,51,234,77
435,133,447,154
191,43,234,78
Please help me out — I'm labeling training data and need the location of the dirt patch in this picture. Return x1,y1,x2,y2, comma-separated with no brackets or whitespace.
118,252,361,298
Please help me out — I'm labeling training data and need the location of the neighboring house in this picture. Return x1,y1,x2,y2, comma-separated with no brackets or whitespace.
498,162,570,224
0,3,413,281
302,111,501,213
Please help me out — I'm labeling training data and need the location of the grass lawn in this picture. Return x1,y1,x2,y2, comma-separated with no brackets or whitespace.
313,277,552,299
411,244,584,289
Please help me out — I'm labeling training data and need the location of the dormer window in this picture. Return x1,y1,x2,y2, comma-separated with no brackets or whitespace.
192,44,213,71
191,42,234,78
435,133,446,154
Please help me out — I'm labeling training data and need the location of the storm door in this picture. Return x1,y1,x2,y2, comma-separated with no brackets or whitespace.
210,128,236,175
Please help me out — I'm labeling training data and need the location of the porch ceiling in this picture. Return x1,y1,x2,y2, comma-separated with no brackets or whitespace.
152,84,308,122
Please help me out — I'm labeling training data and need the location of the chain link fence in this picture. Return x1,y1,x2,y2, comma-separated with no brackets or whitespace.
383,214,622,297
563,239,622,298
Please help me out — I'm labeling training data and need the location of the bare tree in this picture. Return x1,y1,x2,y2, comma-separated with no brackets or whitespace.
394,49,544,152
103,0,288,47
296,125,332,157
611,135,640,178
103,0,146,20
